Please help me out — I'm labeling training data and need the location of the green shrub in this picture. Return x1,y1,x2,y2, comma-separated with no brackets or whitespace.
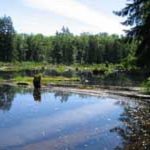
142,77,150,94
62,69,74,77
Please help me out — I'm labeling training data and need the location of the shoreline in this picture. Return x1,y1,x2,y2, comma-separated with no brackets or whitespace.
2,82,149,101
47,85,150,101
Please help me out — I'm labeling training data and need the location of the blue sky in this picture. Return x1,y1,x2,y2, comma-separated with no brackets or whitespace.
0,0,127,35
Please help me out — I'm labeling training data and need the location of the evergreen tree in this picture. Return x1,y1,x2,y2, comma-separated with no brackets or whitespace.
114,0,150,68
0,16,15,61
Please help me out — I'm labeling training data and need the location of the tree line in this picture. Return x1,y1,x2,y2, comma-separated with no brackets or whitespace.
0,16,135,65
0,0,149,69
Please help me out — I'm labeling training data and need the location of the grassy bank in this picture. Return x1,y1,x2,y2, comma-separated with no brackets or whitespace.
0,62,108,86
0,76,79,86
0,61,119,72
0,62,148,90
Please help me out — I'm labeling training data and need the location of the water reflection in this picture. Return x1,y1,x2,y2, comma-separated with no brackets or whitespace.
33,88,41,102
0,69,41,79
0,84,149,150
0,85,16,111
54,91,71,103
110,99,150,150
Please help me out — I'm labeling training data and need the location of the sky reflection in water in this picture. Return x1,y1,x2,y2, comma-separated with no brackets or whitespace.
0,85,149,150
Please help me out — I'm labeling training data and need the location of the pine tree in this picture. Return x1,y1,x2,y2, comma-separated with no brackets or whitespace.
0,16,15,61
114,0,150,68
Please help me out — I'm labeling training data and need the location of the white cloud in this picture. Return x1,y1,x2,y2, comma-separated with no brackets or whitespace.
23,0,124,34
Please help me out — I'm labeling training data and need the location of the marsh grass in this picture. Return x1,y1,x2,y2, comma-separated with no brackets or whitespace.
0,62,116,73
11,75,80,85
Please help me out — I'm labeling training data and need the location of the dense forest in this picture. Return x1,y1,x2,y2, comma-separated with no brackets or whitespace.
0,16,136,65
0,0,149,70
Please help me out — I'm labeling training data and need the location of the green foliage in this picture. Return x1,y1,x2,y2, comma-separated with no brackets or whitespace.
11,75,79,85
0,15,15,61
114,0,150,69
0,17,134,64
13,76,32,83
142,77,150,94
62,69,74,77
122,55,137,70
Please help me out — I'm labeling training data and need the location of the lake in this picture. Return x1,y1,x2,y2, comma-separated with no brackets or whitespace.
0,85,149,150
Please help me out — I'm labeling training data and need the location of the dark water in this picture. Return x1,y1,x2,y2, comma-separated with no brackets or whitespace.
0,85,149,150
0,70,40,79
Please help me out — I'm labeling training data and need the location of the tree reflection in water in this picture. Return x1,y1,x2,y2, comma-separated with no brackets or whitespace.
0,85,16,111
54,91,71,103
33,88,41,102
110,99,150,150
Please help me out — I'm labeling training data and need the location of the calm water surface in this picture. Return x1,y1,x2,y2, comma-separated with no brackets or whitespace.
0,85,149,150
